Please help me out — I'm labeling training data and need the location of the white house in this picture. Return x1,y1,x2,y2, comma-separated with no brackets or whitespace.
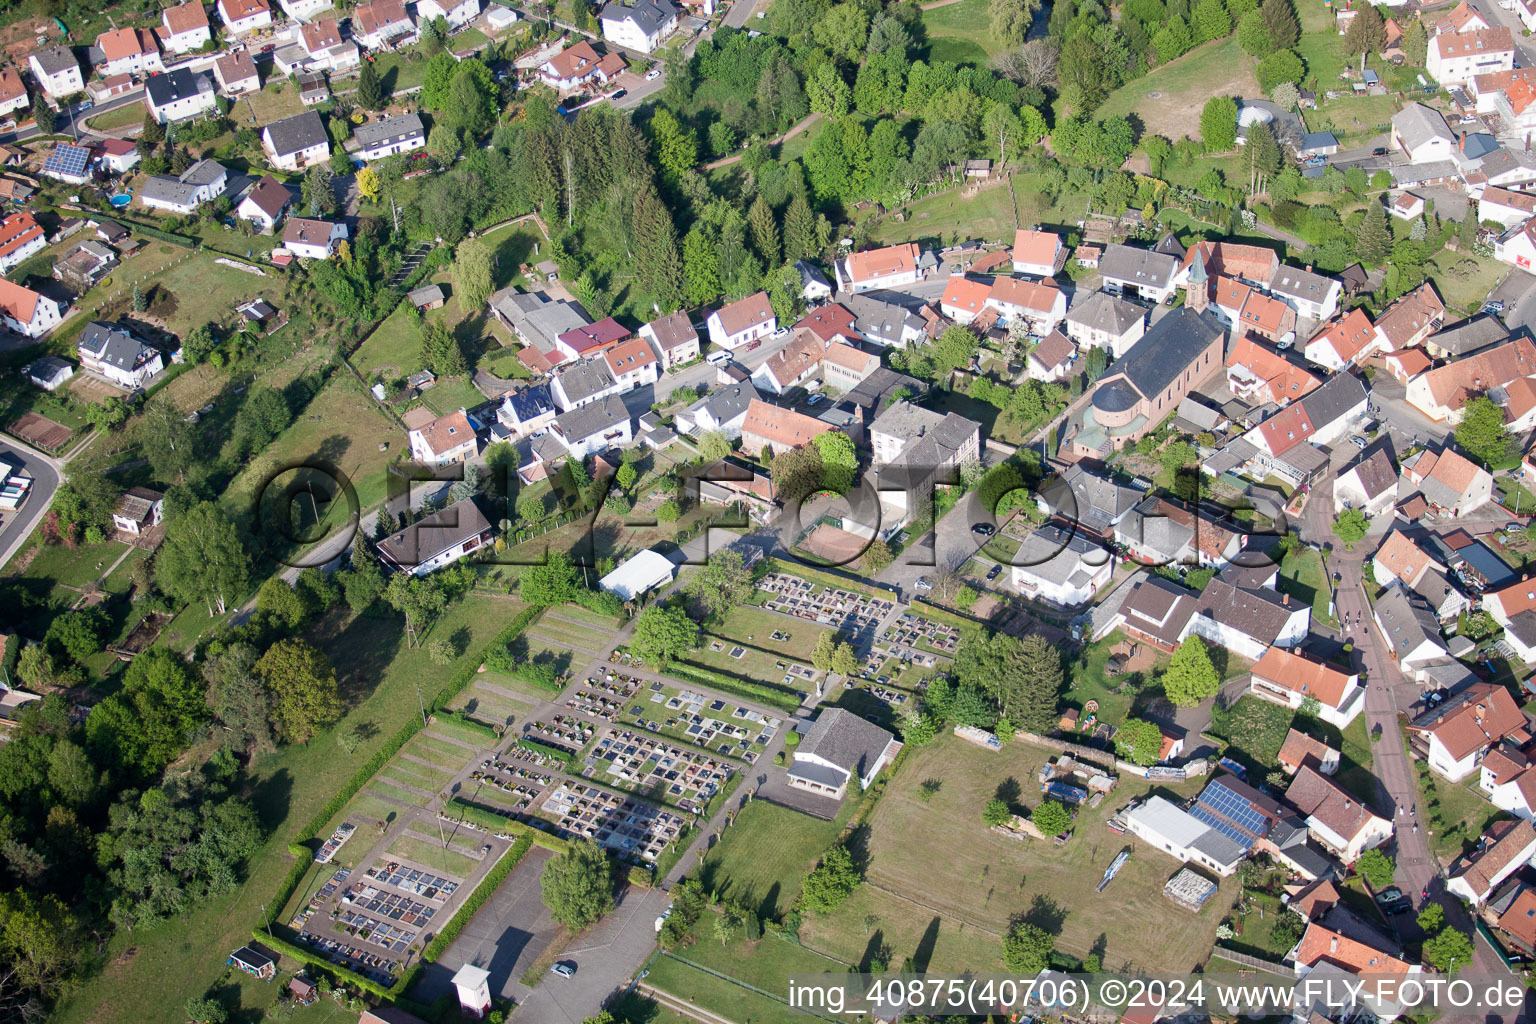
409,408,478,465
603,336,660,393
1408,681,1528,782
1065,291,1147,358
278,0,333,21
1121,795,1249,876
1285,766,1393,863
496,384,557,438
29,47,82,99
1009,524,1112,608
377,498,492,576
1303,309,1378,371
1269,265,1342,322
0,280,63,338
95,27,163,77
938,275,991,324
282,217,347,260
1480,186,1536,229
1097,244,1180,304
213,50,261,95
161,1,213,53
537,39,626,92
0,68,28,119
638,310,700,369
551,394,632,457
1372,584,1449,671
599,0,678,54
1391,191,1427,221
218,0,274,33
1392,102,1457,163
351,0,416,48
835,242,922,294
144,68,217,123
1334,449,1397,516
786,708,901,801
140,159,228,214
1025,330,1077,382
24,356,73,392
674,381,759,438
1188,578,1310,661
1447,819,1536,904
1402,445,1494,515
598,548,677,602
263,111,330,172
0,212,45,275
795,260,833,302
551,358,621,412
1427,27,1515,86
299,18,360,71
986,276,1067,332
236,174,292,232
78,322,163,389
706,291,775,350
418,0,482,27
1012,228,1064,278
1248,646,1365,728
352,112,426,161
111,486,164,536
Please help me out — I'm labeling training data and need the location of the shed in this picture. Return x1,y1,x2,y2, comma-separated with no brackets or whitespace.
288,975,317,1005
227,946,276,980
409,283,446,310
598,548,677,601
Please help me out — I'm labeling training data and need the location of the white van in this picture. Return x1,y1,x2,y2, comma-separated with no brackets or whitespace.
706,350,730,366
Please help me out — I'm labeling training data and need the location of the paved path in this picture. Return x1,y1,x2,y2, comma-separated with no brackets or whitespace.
702,112,821,170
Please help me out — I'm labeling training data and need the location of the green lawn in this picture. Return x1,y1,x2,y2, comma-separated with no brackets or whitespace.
1211,694,1295,770
1095,36,1258,141
4,535,130,591
85,102,147,133
698,798,856,919
1295,0,1352,94
1277,547,1335,626
421,374,487,416
1415,758,1511,861
647,925,849,1023
1427,248,1507,319
387,833,481,876
1066,629,1147,728
867,179,1017,247
351,302,423,380
921,0,1004,64
55,593,523,1024
476,222,542,292
646,953,816,1024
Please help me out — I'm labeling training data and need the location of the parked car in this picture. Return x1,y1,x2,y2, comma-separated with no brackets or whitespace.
806,392,825,406
1373,886,1412,914
1372,146,1388,156
645,67,661,80
914,577,934,591
1305,155,1327,167
550,962,577,978
1349,435,1368,450
610,88,626,99
1484,299,1506,314
654,907,672,932
986,564,1002,581
972,522,995,537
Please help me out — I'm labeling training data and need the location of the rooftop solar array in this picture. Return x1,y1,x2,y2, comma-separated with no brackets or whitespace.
44,144,90,177
1190,779,1269,850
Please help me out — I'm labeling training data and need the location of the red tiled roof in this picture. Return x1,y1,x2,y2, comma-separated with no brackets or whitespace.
97,27,157,60
845,242,919,284
941,276,990,315
163,1,210,34
0,211,42,262
1308,308,1376,363
740,398,834,450
1251,647,1354,708
0,278,42,323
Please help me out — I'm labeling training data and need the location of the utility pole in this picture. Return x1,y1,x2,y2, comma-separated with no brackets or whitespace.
414,678,453,849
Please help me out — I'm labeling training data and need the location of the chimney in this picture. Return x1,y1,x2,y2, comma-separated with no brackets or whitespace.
1283,593,1291,606
1461,132,1468,153
1305,265,1313,273
1330,936,1340,954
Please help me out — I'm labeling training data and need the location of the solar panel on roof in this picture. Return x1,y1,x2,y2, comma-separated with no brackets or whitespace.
1190,779,1268,850
44,145,90,177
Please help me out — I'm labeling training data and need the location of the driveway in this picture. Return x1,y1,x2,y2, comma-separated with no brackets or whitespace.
1364,375,1452,449
1490,266,1536,333
0,437,63,571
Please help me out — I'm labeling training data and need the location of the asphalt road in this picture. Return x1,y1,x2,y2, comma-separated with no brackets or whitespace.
0,438,62,571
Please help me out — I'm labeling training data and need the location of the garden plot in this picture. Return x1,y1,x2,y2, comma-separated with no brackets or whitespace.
587,728,739,810
540,780,687,863
621,679,780,758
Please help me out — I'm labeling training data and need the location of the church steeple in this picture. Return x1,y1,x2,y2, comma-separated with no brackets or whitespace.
1186,244,1209,313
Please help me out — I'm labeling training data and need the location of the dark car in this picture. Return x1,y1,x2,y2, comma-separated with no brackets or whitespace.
986,564,1002,581
972,522,995,537
1372,147,1388,156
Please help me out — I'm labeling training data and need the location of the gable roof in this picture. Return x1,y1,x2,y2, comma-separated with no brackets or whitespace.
544,39,605,79
1067,290,1145,336
1418,335,1536,410
1228,334,1322,402
712,291,773,336
412,409,474,456
1411,681,1526,761
1118,574,1199,646
240,174,291,218
1434,25,1514,58
940,275,990,314
354,112,425,150
1098,244,1179,288
1198,578,1300,642
558,315,629,356
1286,764,1384,842
844,242,919,283
1375,528,1440,584
1030,329,1076,371
1451,818,1536,896
554,392,629,441
1297,370,1367,428
264,111,328,156
1278,729,1339,773
602,335,658,376
215,49,259,84
989,276,1062,314
599,0,677,33
1394,102,1455,151
1012,228,1061,268
1251,647,1354,708
353,0,411,35
163,1,210,33
642,310,696,351
793,303,858,343
1375,282,1444,348
30,45,77,75
554,357,617,404
145,67,213,109
1095,306,1224,406
377,497,489,566
1308,308,1377,363
283,217,338,248
741,398,835,449
1295,922,1413,976
97,26,158,61
0,278,45,323
797,706,897,778
0,211,43,262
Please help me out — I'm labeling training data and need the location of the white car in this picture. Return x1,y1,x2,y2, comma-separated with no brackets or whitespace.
645,68,661,81
655,906,673,932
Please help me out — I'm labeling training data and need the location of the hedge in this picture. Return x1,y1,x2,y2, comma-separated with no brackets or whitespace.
421,836,533,962
444,797,571,853
665,662,803,712
251,930,394,999
121,220,198,247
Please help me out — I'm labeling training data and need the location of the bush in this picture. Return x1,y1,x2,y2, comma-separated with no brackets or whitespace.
664,661,802,711
572,587,625,617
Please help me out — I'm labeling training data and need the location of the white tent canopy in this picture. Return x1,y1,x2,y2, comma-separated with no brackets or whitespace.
599,548,677,601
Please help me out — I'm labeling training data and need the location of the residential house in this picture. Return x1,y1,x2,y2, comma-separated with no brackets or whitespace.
218,0,274,33
786,707,901,800
599,0,678,51
352,113,426,161
739,398,834,457
489,290,589,368
300,70,332,105
111,486,164,536
1494,885,1536,954
1065,291,1147,359
1249,646,1365,728
0,280,62,338
674,381,759,438
1407,336,1536,423
161,1,212,53
377,497,493,576
52,240,117,292
794,259,832,301
1278,730,1341,776
551,358,619,412
938,275,990,324
985,277,1067,333
298,18,360,71
1495,216,1536,271
1270,265,1343,322
23,355,73,391
1226,334,1322,406
1209,276,1297,344
495,384,556,438
1383,347,1432,384
792,303,859,345
1025,330,1076,382
97,137,142,174
555,316,629,363
96,27,162,77
282,217,347,260
278,0,333,21
77,322,163,388
213,50,261,95
1123,777,1283,877
841,292,927,348
1334,448,1398,516
638,310,699,369
1098,244,1180,303
1373,582,1451,671
1303,309,1379,370
1391,191,1427,220
537,40,625,92
834,242,922,293
1479,186,1536,229
1036,462,1144,540
1448,819,1536,904
29,46,82,99
41,143,92,186
1009,524,1112,608
1428,27,1515,85
352,0,416,48
551,394,632,457
236,174,292,232
1012,228,1065,277
1285,766,1392,862
262,111,330,172
706,291,775,350
1424,312,1508,361
869,399,981,489
139,158,228,213
1410,681,1528,782
1480,736,1536,820
0,211,44,274
1402,446,1494,515
1438,0,1491,33
602,336,659,393
0,68,26,119
1072,306,1225,458
753,329,876,395
1393,102,1458,163
1373,282,1444,352
1114,494,1242,570
417,0,482,28
1114,574,1200,651
408,408,477,464
1373,528,1443,588
1483,575,1536,648
1189,577,1311,660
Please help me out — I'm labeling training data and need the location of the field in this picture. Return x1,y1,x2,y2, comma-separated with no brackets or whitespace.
699,798,858,919
921,0,1006,64
387,833,480,876
351,302,423,380
138,250,280,338
1095,36,1258,141
54,593,522,1024
797,732,1229,974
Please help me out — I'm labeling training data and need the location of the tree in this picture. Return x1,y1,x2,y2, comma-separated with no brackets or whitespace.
989,0,1039,48
697,430,732,462
813,2,871,61
982,797,1011,826
633,184,683,312
256,577,307,628
1416,902,1445,934
1164,635,1221,707
0,890,86,998
770,444,826,502
747,194,781,267
383,573,448,647
1270,80,1301,111
521,552,581,606
685,550,755,621
31,95,55,134
811,631,836,673
801,844,861,912
1005,634,1063,734
1200,95,1239,152
656,498,682,522
830,642,859,678
1002,921,1054,973
994,39,1058,87
341,542,387,612
1422,927,1474,973
155,502,249,615
447,63,496,136
783,193,818,261
1456,395,1513,466
813,430,858,493
47,739,101,807
540,839,615,931
1237,9,1273,54
1193,0,1231,41
301,164,336,216
1256,49,1306,91
1403,16,1427,65
357,60,384,109
682,228,721,307
1031,799,1072,836
1343,1,1386,54
454,238,494,313
1332,508,1370,547
862,538,895,574
1114,717,1167,766
206,643,274,758
421,314,465,376
186,998,229,1024
631,605,700,667
1262,0,1300,47
1356,201,1391,263
1356,848,1395,888
256,639,342,744
45,608,106,664
649,108,699,187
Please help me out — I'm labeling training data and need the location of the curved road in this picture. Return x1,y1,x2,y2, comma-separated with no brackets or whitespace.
0,436,63,570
